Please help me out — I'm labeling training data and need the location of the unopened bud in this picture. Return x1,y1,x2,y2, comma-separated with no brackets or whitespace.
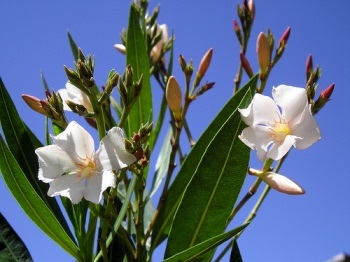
248,0,255,21
280,27,291,45
257,32,270,75
197,48,213,78
305,55,313,81
240,52,253,77
194,48,213,87
179,55,187,73
195,82,215,97
114,44,126,55
249,168,305,195
22,94,47,115
312,83,335,114
166,76,182,121
233,20,243,46
321,83,335,100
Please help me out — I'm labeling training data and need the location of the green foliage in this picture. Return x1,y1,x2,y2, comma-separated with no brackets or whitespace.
0,78,79,259
151,76,258,251
0,212,33,262
125,4,152,138
163,76,256,260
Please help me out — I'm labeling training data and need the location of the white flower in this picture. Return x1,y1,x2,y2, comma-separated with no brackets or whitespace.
239,85,321,161
57,82,93,112
35,121,136,204
151,24,168,61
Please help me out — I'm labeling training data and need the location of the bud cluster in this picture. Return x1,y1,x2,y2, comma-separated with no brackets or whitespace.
65,49,96,92
22,90,68,129
118,65,143,109
125,122,153,175
305,56,335,114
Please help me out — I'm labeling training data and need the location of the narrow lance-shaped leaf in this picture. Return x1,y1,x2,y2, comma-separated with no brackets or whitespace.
0,78,74,241
0,135,80,259
163,223,248,262
151,75,258,250
0,212,33,262
164,83,255,259
125,4,152,138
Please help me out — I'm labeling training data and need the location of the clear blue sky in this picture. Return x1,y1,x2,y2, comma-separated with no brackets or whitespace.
0,1,349,261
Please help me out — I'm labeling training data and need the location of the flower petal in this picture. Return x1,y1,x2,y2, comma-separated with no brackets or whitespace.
47,174,84,204
56,89,72,111
272,85,307,124
84,171,116,204
262,172,305,195
266,135,300,160
239,126,273,161
96,127,136,170
239,93,280,126
51,121,95,160
293,105,321,149
35,145,79,182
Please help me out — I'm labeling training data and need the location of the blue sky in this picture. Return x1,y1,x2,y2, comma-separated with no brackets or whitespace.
0,1,349,261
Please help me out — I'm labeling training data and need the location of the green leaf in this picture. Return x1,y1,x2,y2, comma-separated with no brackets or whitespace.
125,4,152,138
164,223,248,262
0,78,73,241
164,84,253,259
0,212,33,262
67,31,79,62
230,240,243,262
151,75,258,250
0,135,80,259
149,128,172,198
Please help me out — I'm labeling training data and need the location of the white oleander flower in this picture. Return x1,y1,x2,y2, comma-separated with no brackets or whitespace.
35,121,136,204
58,82,93,112
239,85,321,161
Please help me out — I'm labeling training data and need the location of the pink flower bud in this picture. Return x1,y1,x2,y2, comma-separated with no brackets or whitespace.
280,27,291,44
256,32,270,73
197,48,213,78
305,54,313,79
321,83,335,100
240,52,253,77
22,94,47,115
233,20,240,32
166,76,182,121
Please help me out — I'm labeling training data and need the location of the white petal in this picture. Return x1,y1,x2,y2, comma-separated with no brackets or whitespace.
293,105,321,149
272,85,308,124
239,126,273,161
239,94,280,126
57,89,72,111
96,127,136,170
262,172,305,195
52,121,95,160
84,171,116,204
266,135,300,160
35,145,79,182
65,83,93,112
47,174,85,204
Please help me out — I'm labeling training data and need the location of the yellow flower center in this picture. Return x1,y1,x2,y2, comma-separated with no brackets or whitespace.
270,122,292,143
79,158,96,179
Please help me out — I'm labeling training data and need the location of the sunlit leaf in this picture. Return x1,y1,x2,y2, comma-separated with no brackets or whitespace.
151,75,258,250
164,223,248,262
0,212,33,262
0,135,80,259
0,77,74,241
150,128,172,198
125,4,152,138
164,84,253,259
